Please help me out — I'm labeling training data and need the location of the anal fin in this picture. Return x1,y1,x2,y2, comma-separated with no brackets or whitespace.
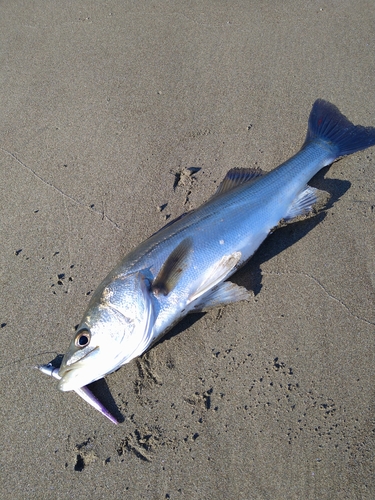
283,185,330,223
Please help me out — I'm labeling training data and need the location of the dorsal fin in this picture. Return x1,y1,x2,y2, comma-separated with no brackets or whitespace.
152,238,193,296
213,167,266,197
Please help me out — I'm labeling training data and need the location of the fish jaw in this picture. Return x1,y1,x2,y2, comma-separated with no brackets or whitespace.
58,369,98,392
58,345,104,391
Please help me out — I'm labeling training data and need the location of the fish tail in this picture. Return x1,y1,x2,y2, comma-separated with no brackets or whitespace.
304,99,375,158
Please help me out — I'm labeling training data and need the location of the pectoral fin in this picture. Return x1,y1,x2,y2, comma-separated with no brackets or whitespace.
152,238,193,296
188,251,242,305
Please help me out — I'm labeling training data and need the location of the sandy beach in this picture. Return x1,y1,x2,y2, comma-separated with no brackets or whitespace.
1,1,374,498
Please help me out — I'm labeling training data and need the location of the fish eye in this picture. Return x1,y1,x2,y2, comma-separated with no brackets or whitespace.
75,329,91,348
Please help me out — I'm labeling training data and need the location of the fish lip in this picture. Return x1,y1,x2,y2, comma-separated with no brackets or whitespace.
58,346,99,379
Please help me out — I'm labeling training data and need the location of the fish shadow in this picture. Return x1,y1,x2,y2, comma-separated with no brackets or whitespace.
159,170,350,345
232,171,350,295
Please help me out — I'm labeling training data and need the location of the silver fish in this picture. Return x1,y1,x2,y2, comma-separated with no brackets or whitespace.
51,100,375,416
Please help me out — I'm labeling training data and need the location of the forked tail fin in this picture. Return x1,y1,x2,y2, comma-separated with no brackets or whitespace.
304,99,375,158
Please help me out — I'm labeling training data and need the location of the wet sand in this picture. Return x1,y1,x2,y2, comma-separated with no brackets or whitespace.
1,2,374,499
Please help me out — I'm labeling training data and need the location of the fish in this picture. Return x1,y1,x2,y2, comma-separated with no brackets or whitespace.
42,99,375,420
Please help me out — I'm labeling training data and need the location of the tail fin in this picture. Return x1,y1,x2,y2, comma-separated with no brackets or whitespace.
304,99,375,157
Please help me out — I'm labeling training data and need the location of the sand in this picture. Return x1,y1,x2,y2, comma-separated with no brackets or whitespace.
1,1,374,499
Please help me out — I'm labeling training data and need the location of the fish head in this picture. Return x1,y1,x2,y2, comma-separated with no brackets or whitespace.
58,271,155,391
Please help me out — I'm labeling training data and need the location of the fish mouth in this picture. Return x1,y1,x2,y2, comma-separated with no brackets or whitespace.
58,346,99,391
